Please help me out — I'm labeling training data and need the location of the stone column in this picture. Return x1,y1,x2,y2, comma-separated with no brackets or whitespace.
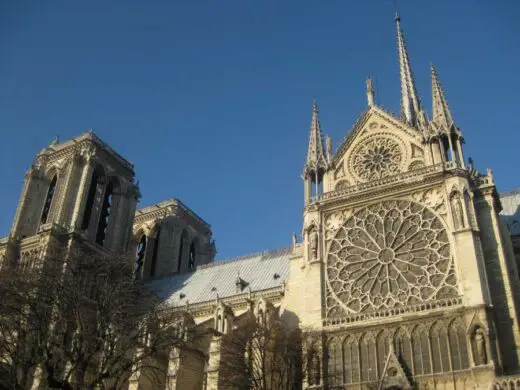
70,158,93,231
11,167,38,237
456,137,466,168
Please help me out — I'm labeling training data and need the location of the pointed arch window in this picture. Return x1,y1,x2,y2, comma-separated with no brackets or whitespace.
394,328,413,375
412,326,431,375
150,227,161,277
177,230,186,272
188,241,196,269
135,235,147,279
95,181,114,246
360,334,376,382
343,336,359,384
81,171,99,230
449,320,469,370
328,338,342,387
40,175,57,225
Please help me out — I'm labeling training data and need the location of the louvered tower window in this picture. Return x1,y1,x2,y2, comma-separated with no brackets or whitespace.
81,171,98,230
96,181,113,246
40,175,57,224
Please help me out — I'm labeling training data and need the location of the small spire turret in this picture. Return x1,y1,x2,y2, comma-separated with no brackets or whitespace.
431,64,455,131
303,100,328,203
304,100,327,174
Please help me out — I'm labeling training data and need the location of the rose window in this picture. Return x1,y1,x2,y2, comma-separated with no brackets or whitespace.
350,137,403,181
326,200,457,316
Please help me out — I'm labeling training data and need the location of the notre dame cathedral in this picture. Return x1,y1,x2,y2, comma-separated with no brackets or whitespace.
2,13,520,390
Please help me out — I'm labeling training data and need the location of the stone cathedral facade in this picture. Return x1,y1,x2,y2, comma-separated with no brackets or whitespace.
2,14,520,390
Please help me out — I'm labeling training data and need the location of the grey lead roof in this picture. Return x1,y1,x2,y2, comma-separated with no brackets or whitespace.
151,247,291,307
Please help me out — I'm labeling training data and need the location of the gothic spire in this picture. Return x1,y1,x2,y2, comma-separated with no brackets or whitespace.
431,64,454,131
305,100,327,174
395,13,421,127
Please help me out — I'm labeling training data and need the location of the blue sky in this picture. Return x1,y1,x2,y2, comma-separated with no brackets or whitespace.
1,1,519,260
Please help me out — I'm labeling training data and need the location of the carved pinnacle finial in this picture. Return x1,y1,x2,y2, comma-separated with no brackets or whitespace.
366,77,375,106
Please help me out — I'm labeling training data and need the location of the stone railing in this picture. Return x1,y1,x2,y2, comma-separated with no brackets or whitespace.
309,162,467,205
494,374,520,389
323,297,463,327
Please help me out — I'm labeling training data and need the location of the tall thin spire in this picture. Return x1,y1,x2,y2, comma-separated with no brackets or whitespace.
305,100,327,172
366,77,375,106
395,13,421,127
431,64,454,131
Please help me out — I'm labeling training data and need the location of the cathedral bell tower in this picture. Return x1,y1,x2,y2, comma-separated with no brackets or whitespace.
9,131,139,262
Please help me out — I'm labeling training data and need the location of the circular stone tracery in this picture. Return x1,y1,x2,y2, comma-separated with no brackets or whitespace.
326,200,456,315
350,136,403,182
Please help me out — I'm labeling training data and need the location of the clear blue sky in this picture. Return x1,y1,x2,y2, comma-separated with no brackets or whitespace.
1,1,519,260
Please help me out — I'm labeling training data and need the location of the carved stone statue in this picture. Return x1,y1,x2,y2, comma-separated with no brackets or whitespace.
309,228,318,261
451,194,465,229
474,328,487,365
292,232,297,248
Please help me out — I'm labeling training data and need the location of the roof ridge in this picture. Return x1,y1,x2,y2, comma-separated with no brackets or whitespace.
200,247,291,269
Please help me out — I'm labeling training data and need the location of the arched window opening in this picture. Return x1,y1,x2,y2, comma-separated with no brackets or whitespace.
188,241,196,269
376,332,389,378
343,337,359,384
40,175,57,225
177,231,186,272
327,339,342,387
441,136,453,162
394,329,413,376
449,320,469,370
135,235,147,279
150,227,161,277
81,171,99,230
360,335,376,382
95,181,114,246
431,322,450,373
412,326,431,375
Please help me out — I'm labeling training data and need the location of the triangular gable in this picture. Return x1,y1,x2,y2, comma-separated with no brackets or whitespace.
329,105,428,189
377,345,412,390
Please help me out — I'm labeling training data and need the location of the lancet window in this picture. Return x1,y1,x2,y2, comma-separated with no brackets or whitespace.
327,320,470,385
328,338,342,387
150,227,161,277
177,230,186,272
411,325,431,375
135,235,147,279
40,175,57,225
188,241,196,269
95,180,113,246
81,171,99,230
449,320,469,370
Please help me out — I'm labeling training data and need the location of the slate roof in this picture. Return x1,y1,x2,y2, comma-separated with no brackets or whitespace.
151,247,291,307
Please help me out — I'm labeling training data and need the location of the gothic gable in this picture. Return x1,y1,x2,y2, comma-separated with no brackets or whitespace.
330,107,426,191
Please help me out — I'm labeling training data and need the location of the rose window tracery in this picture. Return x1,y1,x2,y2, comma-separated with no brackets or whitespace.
350,137,403,181
326,200,457,316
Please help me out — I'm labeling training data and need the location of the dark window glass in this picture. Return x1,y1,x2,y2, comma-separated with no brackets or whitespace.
40,175,57,224
81,172,98,230
96,181,113,246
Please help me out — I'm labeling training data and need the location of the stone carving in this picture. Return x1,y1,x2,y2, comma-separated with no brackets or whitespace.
335,180,350,191
473,327,488,365
309,228,318,261
408,160,424,171
326,200,457,316
350,136,403,182
451,192,465,229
